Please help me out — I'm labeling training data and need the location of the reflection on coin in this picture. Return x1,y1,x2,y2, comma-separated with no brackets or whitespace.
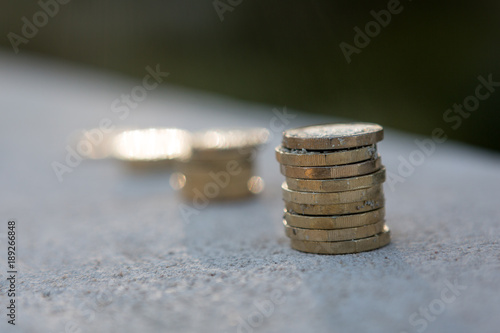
275,145,377,166
284,208,385,229
282,183,383,205
286,168,386,192
190,128,269,161
280,157,381,179
285,194,384,215
282,123,383,150
284,219,385,241
112,128,192,161
290,226,391,254
247,176,265,194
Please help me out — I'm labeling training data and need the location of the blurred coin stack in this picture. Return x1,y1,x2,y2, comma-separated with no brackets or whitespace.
276,123,390,254
174,128,269,200
73,126,269,201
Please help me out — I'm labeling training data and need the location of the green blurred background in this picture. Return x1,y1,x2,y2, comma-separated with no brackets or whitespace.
2,0,500,151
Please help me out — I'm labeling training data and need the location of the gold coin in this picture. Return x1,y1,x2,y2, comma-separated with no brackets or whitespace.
175,162,257,200
284,194,384,215
122,159,177,170
275,144,377,166
183,176,253,188
189,148,256,162
284,219,385,241
182,189,252,201
286,168,386,192
181,168,254,189
191,128,269,160
290,226,391,254
282,183,383,205
180,166,254,181
282,123,383,150
178,159,253,172
182,173,253,187
284,208,385,229
280,157,381,179
180,179,254,200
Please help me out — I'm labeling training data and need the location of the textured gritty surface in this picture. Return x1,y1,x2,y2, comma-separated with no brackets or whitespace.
0,52,499,333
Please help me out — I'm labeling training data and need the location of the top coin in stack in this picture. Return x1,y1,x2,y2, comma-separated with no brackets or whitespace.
282,123,383,150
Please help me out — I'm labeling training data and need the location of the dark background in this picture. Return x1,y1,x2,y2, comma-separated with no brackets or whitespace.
2,0,500,151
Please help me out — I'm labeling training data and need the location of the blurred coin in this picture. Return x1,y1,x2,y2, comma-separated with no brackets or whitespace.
181,167,254,185
282,123,383,150
178,159,253,173
284,208,385,229
290,226,391,254
112,128,192,162
190,128,269,161
284,219,385,241
282,183,383,205
180,179,255,200
286,168,386,192
275,144,377,166
177,165,259,201
285,194,384,215
122,159,178,170
280,157,381,179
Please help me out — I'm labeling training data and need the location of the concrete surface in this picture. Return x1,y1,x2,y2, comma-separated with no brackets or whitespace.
0,51,499,333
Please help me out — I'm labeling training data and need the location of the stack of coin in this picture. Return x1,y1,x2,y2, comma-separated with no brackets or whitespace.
276,123,390,254
175,128,269,201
